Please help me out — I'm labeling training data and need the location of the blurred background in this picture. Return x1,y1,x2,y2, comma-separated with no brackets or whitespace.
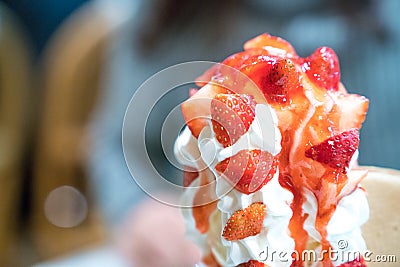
0,0,399,266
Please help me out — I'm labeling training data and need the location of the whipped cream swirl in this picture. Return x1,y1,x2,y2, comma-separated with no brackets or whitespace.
302,152,369,266
176,104,294,267
175,102,369,267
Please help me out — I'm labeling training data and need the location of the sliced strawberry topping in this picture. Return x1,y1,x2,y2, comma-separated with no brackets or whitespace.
303,46,340,91
196,48,271,94
305,129,360,172
237,260,268,267
211,93,256,147
216,150,278,194
236,55,302,104
329,93,369,132
244,33,297,58
260,58,301,103
222,202,266,241
337,257,366,267
222,48,270,69
182,83,229,138
180,33,370,267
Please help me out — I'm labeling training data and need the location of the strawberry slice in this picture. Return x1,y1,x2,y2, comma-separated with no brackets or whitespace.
244,33,297,58
303,46,340,91
237,260,268,267
211,93,256,147
337,257,366,267
216,150,278,194
329,93,369,132
196,48,270,94
305,129,360,172
238,56,302,104
182,83,229,138
259,58,301,103
223,48,270,69
222,202,266,241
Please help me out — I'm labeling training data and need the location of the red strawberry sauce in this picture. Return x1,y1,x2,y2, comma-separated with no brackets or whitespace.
183,33,369,267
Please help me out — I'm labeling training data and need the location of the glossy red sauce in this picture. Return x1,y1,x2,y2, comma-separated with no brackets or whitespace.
182,33,368,267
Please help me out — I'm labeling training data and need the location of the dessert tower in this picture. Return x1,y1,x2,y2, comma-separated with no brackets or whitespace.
175,33,369,267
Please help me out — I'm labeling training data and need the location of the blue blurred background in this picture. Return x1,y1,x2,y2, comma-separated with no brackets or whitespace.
2,0,89,57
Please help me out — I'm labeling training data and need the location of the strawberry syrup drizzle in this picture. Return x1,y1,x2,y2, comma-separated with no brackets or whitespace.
315,170,348,267
181,34,368,266
279,174,309,261
275,85,350,266
192,169,218,233
280,158,348,267
278,124,310,266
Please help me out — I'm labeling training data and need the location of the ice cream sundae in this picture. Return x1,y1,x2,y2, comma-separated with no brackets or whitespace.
174,33,369,267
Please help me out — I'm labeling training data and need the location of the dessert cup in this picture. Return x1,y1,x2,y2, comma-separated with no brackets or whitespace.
361,166,400,267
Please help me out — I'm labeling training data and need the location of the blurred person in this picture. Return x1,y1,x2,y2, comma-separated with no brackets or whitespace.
87,0,400,266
